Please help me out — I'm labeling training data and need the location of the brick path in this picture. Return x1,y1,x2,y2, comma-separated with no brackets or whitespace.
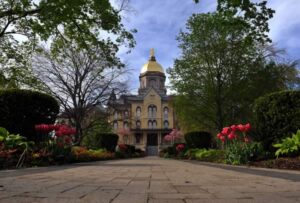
1,157,300,202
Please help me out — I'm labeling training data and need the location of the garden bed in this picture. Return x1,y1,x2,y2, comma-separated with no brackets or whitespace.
249,156,300,170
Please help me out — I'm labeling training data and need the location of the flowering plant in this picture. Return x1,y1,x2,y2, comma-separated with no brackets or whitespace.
176,144,185,153
216,123,259,164
164,129,183,144
35,124,76,147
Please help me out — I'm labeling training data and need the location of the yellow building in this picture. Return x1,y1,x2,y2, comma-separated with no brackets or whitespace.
108,49,177,155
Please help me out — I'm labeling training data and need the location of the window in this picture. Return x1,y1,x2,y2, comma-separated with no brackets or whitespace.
124,122,129,129
114,111,118,120
152,120,157,129
136,107,141,117
164,107,168,120
124,110,129,118
135,134,142,144
164,121,169,129
150,79,156,87
148,120,153,129
113,121,118,130
148,105,157,118
136,121,141,129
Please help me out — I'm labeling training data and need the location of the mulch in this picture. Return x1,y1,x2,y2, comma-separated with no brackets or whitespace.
249,156,300,170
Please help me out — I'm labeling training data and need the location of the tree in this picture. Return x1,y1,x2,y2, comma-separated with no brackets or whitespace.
168,11,298,133
33,42,129,144
193,0,275,44
0,0,135,87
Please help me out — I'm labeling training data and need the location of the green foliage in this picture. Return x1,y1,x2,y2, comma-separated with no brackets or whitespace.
85,133,119,152
225,142,264,165
194,0,275,43
0,127,33,168
82,120,112,149
185,148,225,163
0,0,135,85
185,131,211,149
0,89,59,141
254,90,300,150
274,130,300,157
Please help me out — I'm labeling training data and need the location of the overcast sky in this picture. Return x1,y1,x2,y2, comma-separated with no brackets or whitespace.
117,0,300,93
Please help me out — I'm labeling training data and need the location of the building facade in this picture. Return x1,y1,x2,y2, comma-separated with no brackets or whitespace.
108,49,177,155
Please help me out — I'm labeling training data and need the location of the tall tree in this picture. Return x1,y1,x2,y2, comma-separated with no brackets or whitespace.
168,12,298,132
194,0,275,44
33,42,129,144
0,0,135,87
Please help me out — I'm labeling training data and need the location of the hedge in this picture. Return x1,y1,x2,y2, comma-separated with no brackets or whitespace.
184,131,212,149
0,89,59,141
96,133,119,152
253,90,300,151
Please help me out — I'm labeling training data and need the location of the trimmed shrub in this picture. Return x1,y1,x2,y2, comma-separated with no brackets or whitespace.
0,89,59,141
184,131,212,149
96,133,119,152
253,90,300,151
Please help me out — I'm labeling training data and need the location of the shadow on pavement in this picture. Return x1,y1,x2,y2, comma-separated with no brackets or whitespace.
185,160,300,182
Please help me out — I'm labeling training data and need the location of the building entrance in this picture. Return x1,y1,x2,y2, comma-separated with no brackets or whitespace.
147,133,158,156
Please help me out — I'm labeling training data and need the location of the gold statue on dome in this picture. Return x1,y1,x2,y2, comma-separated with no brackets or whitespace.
150,48,154,57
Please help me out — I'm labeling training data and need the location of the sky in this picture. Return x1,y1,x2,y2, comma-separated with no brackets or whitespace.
116,0,300,93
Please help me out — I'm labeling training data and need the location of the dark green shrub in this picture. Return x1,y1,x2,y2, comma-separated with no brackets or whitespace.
184,131,212,149
0,89,59,141
126,144,136,154
253,90,300,151
166,145,176,156
96,133,119,152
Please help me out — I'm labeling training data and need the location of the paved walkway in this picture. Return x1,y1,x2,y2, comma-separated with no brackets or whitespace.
1,157,300,203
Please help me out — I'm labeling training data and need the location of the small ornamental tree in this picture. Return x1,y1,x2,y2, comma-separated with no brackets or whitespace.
164,129,183,145
118,128,131,144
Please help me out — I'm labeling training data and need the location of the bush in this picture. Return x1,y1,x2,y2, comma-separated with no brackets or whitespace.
254,90,300,150
0,89,59,141
88,133,118,152
184,131,212,149
185,148,225,163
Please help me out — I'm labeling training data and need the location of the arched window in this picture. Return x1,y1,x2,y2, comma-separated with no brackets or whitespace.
152,120,157,129
136,107,141,117
153,106,157,118
114,111,118,120
124,122,129,129
148,120,153,129
124,110,129,118
164,107,169,120
136,121,141,129
113,121,118,130
148,105,157,118
164,120,169,129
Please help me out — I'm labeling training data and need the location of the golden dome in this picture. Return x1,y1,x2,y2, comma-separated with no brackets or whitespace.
140,48,164,74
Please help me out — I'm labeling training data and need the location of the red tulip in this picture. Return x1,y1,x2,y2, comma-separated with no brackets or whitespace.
219,136,226,142
221,127,231,135
217,133,222,138
230,125,237,131
237,124,246,132
227,132,236,140
244,123,251,132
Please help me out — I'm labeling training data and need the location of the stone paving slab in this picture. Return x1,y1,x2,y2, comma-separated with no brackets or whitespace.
1,157,300,202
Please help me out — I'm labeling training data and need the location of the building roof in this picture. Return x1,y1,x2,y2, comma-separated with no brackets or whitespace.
140,48,164,74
